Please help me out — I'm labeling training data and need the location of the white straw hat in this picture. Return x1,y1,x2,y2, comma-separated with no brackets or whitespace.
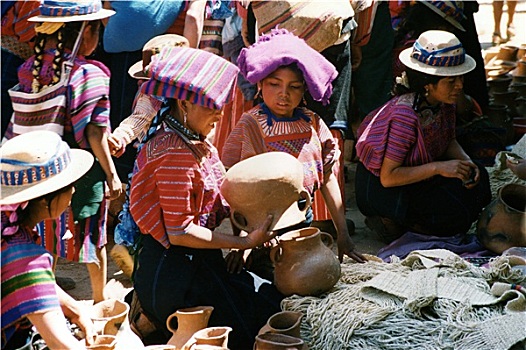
399,30,476,76
28,0,115,23
1,131,94,205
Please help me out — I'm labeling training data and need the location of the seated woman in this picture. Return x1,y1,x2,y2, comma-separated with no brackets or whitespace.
355,30,492,243
1,131,96,349
128,46,283,349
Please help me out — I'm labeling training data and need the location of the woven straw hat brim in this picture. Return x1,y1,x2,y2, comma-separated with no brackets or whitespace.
128,60,148,80
28,8,115,23
399,47,476,76
0,149,94,205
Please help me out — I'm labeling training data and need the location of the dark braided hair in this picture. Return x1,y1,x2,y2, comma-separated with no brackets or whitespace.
31,20,101,92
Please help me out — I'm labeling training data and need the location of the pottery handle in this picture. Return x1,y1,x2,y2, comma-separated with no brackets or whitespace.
320,232,334,249
166,312,178,333
230,210,249,231
270,245,283,263
300,190,312,212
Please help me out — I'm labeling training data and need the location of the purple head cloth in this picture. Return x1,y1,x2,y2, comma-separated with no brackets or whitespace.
237,28,338,105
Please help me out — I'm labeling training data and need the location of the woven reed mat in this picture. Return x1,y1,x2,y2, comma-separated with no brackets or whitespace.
281,249,526,350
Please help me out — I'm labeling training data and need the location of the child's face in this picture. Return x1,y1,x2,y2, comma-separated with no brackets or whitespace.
259,67,305,118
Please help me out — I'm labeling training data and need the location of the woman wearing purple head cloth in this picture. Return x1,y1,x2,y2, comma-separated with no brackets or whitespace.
355,30,492,244
221,29,366,280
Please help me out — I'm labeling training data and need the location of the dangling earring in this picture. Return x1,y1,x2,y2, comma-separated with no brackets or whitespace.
255,88,261,100
183,112,188,127
425,88,429,98
302,95,307,106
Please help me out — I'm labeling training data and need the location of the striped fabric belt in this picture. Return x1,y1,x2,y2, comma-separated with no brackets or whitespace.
1,35,33,60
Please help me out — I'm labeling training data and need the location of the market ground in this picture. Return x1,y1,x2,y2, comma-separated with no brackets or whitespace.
56,0,526,302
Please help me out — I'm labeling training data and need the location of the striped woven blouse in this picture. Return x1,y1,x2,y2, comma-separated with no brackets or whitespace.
130,126,230,249
1,223,60,348
15,50,111,149
221,103,339,196
356,93,456,177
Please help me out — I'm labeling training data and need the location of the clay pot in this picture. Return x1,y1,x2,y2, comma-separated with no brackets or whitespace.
487,75,513,94
492,90,519,118
512,60,526,83
167,306,214,350
91,299,129,336
221,152,311,232
477,184,526,254
510,82,526,98
271,227,341,296
86,335,117,350
183,326,232,350
258,311,304,339
254,333,304,350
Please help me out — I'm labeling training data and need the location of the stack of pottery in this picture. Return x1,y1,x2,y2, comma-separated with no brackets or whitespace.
485,45,526,145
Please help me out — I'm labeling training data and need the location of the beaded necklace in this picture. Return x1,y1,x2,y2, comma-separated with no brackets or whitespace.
164,112,200,141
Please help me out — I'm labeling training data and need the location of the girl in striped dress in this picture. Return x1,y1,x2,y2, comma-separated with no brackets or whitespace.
4,0,122,303
221,29,366,271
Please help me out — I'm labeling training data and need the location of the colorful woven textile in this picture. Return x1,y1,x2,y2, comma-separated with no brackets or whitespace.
1,225,60,348
237,29,338,105
140,46,239,110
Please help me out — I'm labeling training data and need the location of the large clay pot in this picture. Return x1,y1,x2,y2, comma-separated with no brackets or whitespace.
254,333,304,350
183,326,232,350
258,311,304,338
91,299,130,336
220,152,311,232
477,183,526,254
271,227,341,296
167,306,214,349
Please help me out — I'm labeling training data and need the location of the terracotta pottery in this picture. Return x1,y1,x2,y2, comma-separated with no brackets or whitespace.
91,299,129,336
487,75,513,94
510,82,526,98
183,326,232,350
254,333,304,350
166,306,214,349
492,90,519,118
220,152,311,232
258,311,304,339
271,227,341,296
512,60,526,83
477,183,526,254
86,335,117,350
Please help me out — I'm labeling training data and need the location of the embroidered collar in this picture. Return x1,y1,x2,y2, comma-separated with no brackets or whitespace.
163,109,201,141
259,103,311,127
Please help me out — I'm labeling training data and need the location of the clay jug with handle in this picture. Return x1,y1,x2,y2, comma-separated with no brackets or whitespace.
271,227,341,296
258,311,304,338
91,299,129,336
166,306,214,349
182,326,232,350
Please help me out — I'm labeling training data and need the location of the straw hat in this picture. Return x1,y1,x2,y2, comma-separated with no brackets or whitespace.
418,0,466,32
399,30,476,76
0,131,93,205
28,0,115,23
128,34,190,80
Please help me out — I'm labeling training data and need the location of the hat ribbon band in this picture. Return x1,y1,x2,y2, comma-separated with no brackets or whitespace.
1,148,72,187
411,41,465,67
40,0,101,17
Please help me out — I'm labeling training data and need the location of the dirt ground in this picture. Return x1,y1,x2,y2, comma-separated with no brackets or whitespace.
55,0,526,303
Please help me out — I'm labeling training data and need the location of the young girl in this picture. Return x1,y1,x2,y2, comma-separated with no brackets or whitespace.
4,0,122,303
221,29,365,268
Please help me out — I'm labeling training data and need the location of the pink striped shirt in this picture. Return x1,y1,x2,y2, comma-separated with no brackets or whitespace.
356,93,456,176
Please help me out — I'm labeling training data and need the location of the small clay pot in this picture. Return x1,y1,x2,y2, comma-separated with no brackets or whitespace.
86,335,117,350
510,83,526,99
258,311,304,338
183,326,232,350
487,75,513,94
91,299,129,336
492,90,519,117
477,183,526,254
167,306,214,349
254,333,304,350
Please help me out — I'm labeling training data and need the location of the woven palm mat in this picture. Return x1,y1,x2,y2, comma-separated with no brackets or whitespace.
281,250,526,350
